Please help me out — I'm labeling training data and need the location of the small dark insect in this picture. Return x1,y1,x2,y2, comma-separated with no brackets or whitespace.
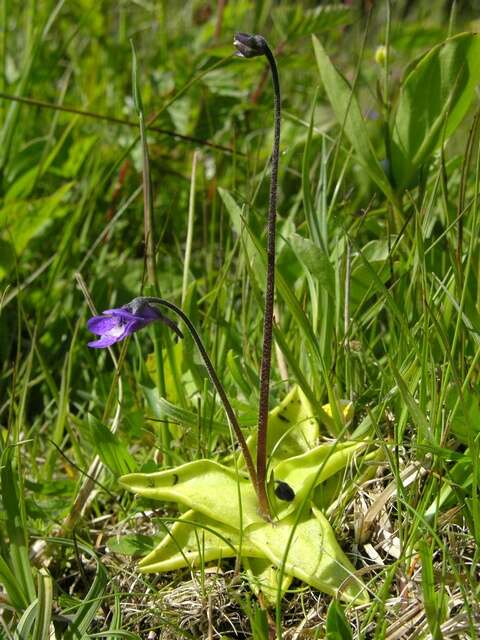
274,480,295,502
172,474,179,486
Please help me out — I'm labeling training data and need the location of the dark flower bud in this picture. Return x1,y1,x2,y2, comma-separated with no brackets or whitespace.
233,32,267,58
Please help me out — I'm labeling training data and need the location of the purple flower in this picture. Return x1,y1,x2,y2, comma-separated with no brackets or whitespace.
87,298,183,348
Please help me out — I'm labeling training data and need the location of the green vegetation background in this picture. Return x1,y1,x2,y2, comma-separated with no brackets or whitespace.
1,0,480,638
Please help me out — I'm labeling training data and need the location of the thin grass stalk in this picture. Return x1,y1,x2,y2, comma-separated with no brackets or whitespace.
131,40,158,292
0,91,238,155
343,240,352,401
182,151,198,305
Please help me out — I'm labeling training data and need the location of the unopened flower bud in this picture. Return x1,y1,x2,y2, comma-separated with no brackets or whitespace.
233,32,267,58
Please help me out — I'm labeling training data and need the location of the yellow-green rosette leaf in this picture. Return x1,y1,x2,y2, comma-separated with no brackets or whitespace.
245,510,368,604
138,510,261,573
243,557,293,605
120,460,260,529
273,440,367,507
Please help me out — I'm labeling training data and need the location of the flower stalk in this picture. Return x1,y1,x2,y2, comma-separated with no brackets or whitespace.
234,33,281,520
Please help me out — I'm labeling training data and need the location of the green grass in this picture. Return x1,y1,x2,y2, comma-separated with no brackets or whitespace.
1,0,480,637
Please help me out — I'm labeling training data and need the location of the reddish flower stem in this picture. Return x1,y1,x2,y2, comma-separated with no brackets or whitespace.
255,42,281,521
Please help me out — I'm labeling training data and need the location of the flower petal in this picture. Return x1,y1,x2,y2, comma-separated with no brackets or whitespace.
103,308,139,321
87,315,121,335
88,334,122,348
122,319,144,337
87,299,163,349
107,306,160,323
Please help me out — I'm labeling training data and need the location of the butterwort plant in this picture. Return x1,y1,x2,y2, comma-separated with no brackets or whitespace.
87,34,369,605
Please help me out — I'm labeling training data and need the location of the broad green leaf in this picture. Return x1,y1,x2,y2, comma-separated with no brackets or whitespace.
245,509,368,604
120,460,260,529
391,32,480,188
246,386,319,466
326,599,353,640
121,453,369,601
312,35,395,202
142,386,228,434
0,182,73,254
289,233,336,299
106,534,160,557
350,239,395,305
32,569,53,640
243,557,293,605
1,459,36,604
124,485,368,602
88,414,136,476
138,510,261,573
14,600,38,640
